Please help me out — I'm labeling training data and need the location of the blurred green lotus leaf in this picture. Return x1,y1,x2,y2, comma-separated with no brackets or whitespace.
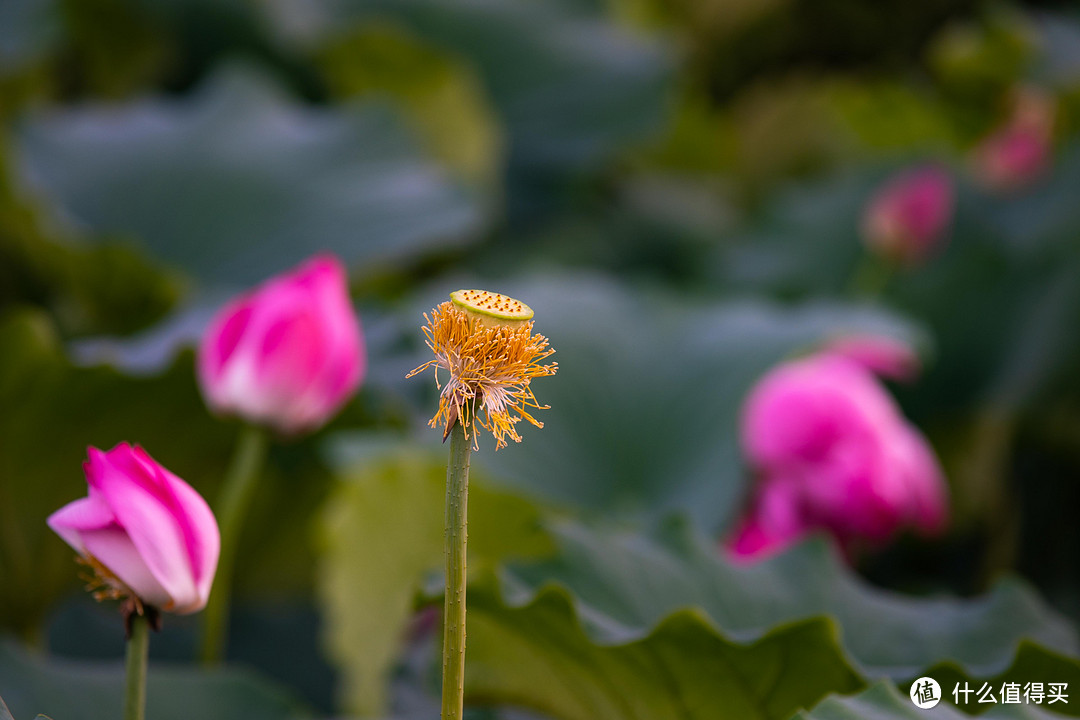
825,79,958,152
0,136,181,338
268,0,673,172
798,681,1066,719
317,25,503,189
501,519,1078,680
13,64,485,286
461,519,1080,719
0,639,302,720
1033,14,1080,88
927,11,1036,97
921,642,1080,718
0,0,59,73
467,582,863,720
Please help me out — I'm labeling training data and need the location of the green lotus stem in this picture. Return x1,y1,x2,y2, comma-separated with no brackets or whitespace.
124,613,150,720
200,424,268,665
442,420,472,720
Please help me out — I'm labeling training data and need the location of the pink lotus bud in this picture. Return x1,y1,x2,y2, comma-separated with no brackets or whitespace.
197,254,365,434
47,443,220,614
728,353,947,562
973,88,1055,193
824,334,921,382
862,166,954,266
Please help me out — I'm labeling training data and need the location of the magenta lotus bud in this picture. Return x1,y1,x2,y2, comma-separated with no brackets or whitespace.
727,353,948,562
198,254,366,434
861,166,954,266
824,334,921,382
48,443,220,614
973,89,1055,193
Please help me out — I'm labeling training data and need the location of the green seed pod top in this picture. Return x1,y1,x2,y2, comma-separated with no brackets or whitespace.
450,289,534,328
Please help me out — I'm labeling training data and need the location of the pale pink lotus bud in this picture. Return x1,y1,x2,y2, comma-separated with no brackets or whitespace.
973,88,1055,193
197,254,365,434
862,166,954,266
48,443,220,614
728,353,947,562
824,334,921,382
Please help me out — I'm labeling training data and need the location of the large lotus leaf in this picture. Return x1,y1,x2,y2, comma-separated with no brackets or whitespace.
797,681,1066,719
13,64,485,286
0,232,180,339
715,167,883,299
922,642,1080,718
1032,13,1080,88
498,519,1077,682
824,79,959,153
396,273,926,534
268,0,672,172
460,520,1080,719
315,441,554,715
1,133,181,337
466,584,864,720
316,25,503,188
65,296,227,374
0,639,301,720
0,0,59,72
42,596,340,714
977,144,1080,253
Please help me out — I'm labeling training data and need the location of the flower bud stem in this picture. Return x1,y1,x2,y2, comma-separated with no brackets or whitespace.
199,424,268,665
124,613,149,720
442,420,472,720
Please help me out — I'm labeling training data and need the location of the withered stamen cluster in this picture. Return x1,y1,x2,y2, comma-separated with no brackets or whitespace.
76,554,144,613
76,554,162,634
407,301,557,450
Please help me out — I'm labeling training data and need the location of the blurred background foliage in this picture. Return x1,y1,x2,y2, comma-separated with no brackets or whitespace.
3,0,1080,718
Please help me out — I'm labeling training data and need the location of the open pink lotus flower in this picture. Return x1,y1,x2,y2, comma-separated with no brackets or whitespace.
861,165,954,266
198,254,366,434
727,347,947,562
47,443,220,614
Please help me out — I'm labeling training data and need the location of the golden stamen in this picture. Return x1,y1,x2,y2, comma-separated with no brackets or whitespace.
75,554,146,615
407,297,557,450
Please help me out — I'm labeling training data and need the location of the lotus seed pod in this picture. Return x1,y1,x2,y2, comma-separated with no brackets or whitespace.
450,289,534,329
